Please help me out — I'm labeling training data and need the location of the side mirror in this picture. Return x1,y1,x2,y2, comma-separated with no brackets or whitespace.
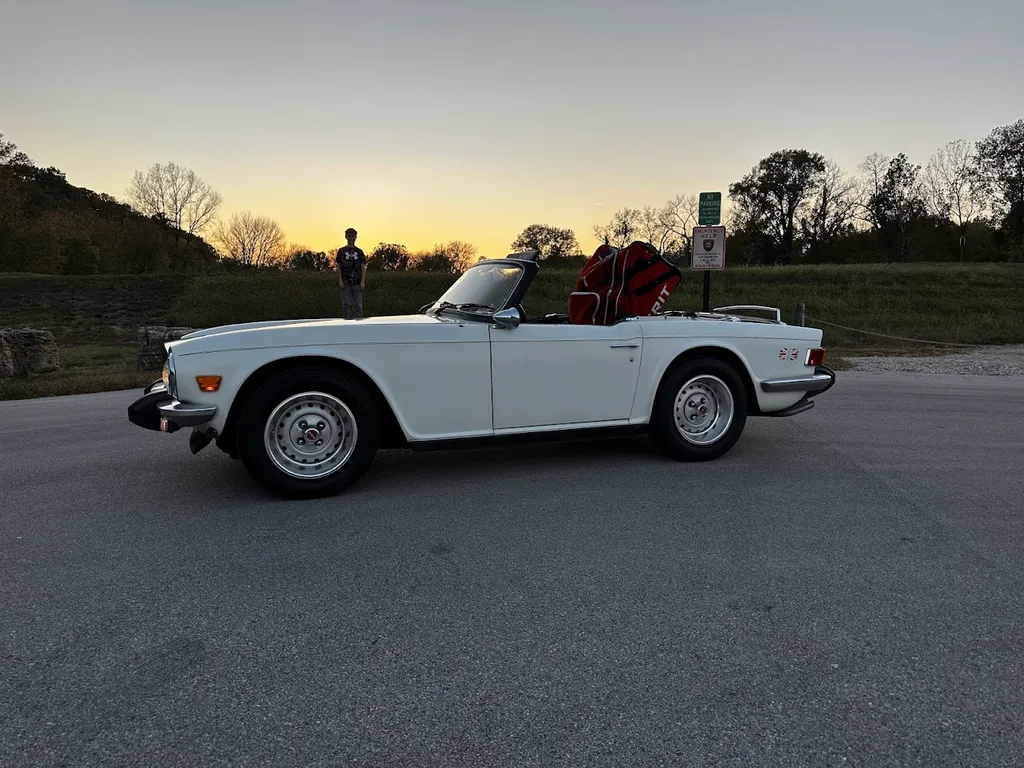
492,307,520,330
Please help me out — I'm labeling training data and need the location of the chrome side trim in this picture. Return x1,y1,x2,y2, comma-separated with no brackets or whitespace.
158,400,218,426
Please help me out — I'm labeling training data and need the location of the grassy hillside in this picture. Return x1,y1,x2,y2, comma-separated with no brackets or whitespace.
0,147,222,274
168,262,1024,348
2,262,1023,400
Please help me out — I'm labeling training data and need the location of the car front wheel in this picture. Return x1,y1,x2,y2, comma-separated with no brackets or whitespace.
649,357,748,462
235,367,380,498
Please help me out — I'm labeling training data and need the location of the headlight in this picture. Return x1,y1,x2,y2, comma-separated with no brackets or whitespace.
162,353,178,397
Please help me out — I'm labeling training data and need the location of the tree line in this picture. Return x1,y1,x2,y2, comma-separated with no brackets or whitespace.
1,117,1021,275
590,120,1023,266
0,136,222,274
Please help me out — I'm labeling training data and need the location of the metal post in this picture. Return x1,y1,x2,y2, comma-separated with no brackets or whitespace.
702,272,711,313
794,302,805,326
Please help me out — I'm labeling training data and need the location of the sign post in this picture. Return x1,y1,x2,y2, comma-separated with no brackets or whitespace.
695,193,724,311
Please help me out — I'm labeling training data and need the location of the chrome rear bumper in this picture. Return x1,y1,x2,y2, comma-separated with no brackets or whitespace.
754,365,836,419
760,365,836,394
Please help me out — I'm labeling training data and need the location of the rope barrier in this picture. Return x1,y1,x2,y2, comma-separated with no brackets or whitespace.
806,317,979,348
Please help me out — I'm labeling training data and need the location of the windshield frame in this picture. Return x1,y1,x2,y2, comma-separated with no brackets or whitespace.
426,259,529,321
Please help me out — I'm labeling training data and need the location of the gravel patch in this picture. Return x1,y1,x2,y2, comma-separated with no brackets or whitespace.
845,344,1024,375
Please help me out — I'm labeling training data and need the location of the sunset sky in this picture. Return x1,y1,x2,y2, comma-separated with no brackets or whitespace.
2,0,1020,259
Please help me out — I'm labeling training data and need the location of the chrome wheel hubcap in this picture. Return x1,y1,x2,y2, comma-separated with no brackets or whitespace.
264,392,358,479
673,375,734,445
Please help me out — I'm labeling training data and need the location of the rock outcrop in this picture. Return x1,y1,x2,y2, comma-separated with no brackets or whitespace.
0,329,60,378
136,326,196,371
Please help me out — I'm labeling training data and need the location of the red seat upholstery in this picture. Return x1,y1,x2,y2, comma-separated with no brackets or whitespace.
569,242,682,324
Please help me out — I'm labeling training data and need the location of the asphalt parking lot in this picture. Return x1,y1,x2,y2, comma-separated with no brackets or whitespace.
2,371,1023,766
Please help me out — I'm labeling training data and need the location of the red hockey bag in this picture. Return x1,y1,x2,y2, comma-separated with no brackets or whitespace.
568,242,682,324
617,241,683,317
569,243,620,324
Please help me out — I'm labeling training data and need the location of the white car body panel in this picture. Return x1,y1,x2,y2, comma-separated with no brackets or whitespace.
166,309,826,444
488,319,643,430
630,314,826,418
170,314,497,441
145,253,835,461
128,253,838,498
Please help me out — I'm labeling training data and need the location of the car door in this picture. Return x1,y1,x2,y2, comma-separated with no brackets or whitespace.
488,319,643,430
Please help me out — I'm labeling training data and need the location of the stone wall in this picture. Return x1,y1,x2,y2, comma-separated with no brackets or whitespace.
0,329,60,378
136,326,197,371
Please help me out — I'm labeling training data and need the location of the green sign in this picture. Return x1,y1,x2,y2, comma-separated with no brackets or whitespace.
699,192,722,225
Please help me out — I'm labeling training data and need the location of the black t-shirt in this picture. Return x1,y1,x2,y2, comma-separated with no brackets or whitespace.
336,246,366,285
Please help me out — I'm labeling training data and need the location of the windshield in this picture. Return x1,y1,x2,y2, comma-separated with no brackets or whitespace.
430,261,523,316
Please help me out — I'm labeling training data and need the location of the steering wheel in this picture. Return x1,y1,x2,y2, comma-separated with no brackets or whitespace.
515,303,527,322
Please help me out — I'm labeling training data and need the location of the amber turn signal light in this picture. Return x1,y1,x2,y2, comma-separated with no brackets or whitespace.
805,348,826,367
196,375,222,392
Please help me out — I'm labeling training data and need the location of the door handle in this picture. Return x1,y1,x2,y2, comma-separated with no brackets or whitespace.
610,342,639,348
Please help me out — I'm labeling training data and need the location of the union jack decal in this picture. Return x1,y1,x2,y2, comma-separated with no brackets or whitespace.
779,348,787,359
790,348,799,360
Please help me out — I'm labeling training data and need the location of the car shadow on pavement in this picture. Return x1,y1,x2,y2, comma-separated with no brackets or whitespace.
365,434,654,478
188,434,661,502
158,429,765,505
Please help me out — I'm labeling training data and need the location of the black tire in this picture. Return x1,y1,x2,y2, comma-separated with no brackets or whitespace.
648,356,748,462
216,436,240,459
235,366,380,499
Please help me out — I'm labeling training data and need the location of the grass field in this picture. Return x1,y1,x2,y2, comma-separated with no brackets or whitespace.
2,262,1023,400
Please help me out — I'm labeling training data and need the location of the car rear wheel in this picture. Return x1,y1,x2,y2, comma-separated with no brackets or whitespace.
236,367,380,498
649,357,748,461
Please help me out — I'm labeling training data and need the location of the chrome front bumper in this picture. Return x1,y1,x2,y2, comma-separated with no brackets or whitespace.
128,380,217,433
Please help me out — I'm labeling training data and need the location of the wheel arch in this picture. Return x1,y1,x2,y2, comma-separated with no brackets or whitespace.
654,345,761,416
221,355,408,450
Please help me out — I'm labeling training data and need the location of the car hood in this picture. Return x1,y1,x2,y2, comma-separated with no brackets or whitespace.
167,312,456,355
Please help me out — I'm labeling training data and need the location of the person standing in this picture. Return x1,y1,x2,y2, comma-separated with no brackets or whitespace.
336,227,367,319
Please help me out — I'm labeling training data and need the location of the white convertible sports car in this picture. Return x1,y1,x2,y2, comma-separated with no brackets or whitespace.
128,246,835,498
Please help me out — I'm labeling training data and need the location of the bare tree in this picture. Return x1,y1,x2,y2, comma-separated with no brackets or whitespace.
126,162,222,235
855,152,891,229
633,199,693,255
213,211,286,267
659,193,698,255
592,195,696,256
412,240,479,272
800,160,860,260
443,240,479,271
922,139,986,227
636,205,666,249
593,207,641,248
860,153,928,261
